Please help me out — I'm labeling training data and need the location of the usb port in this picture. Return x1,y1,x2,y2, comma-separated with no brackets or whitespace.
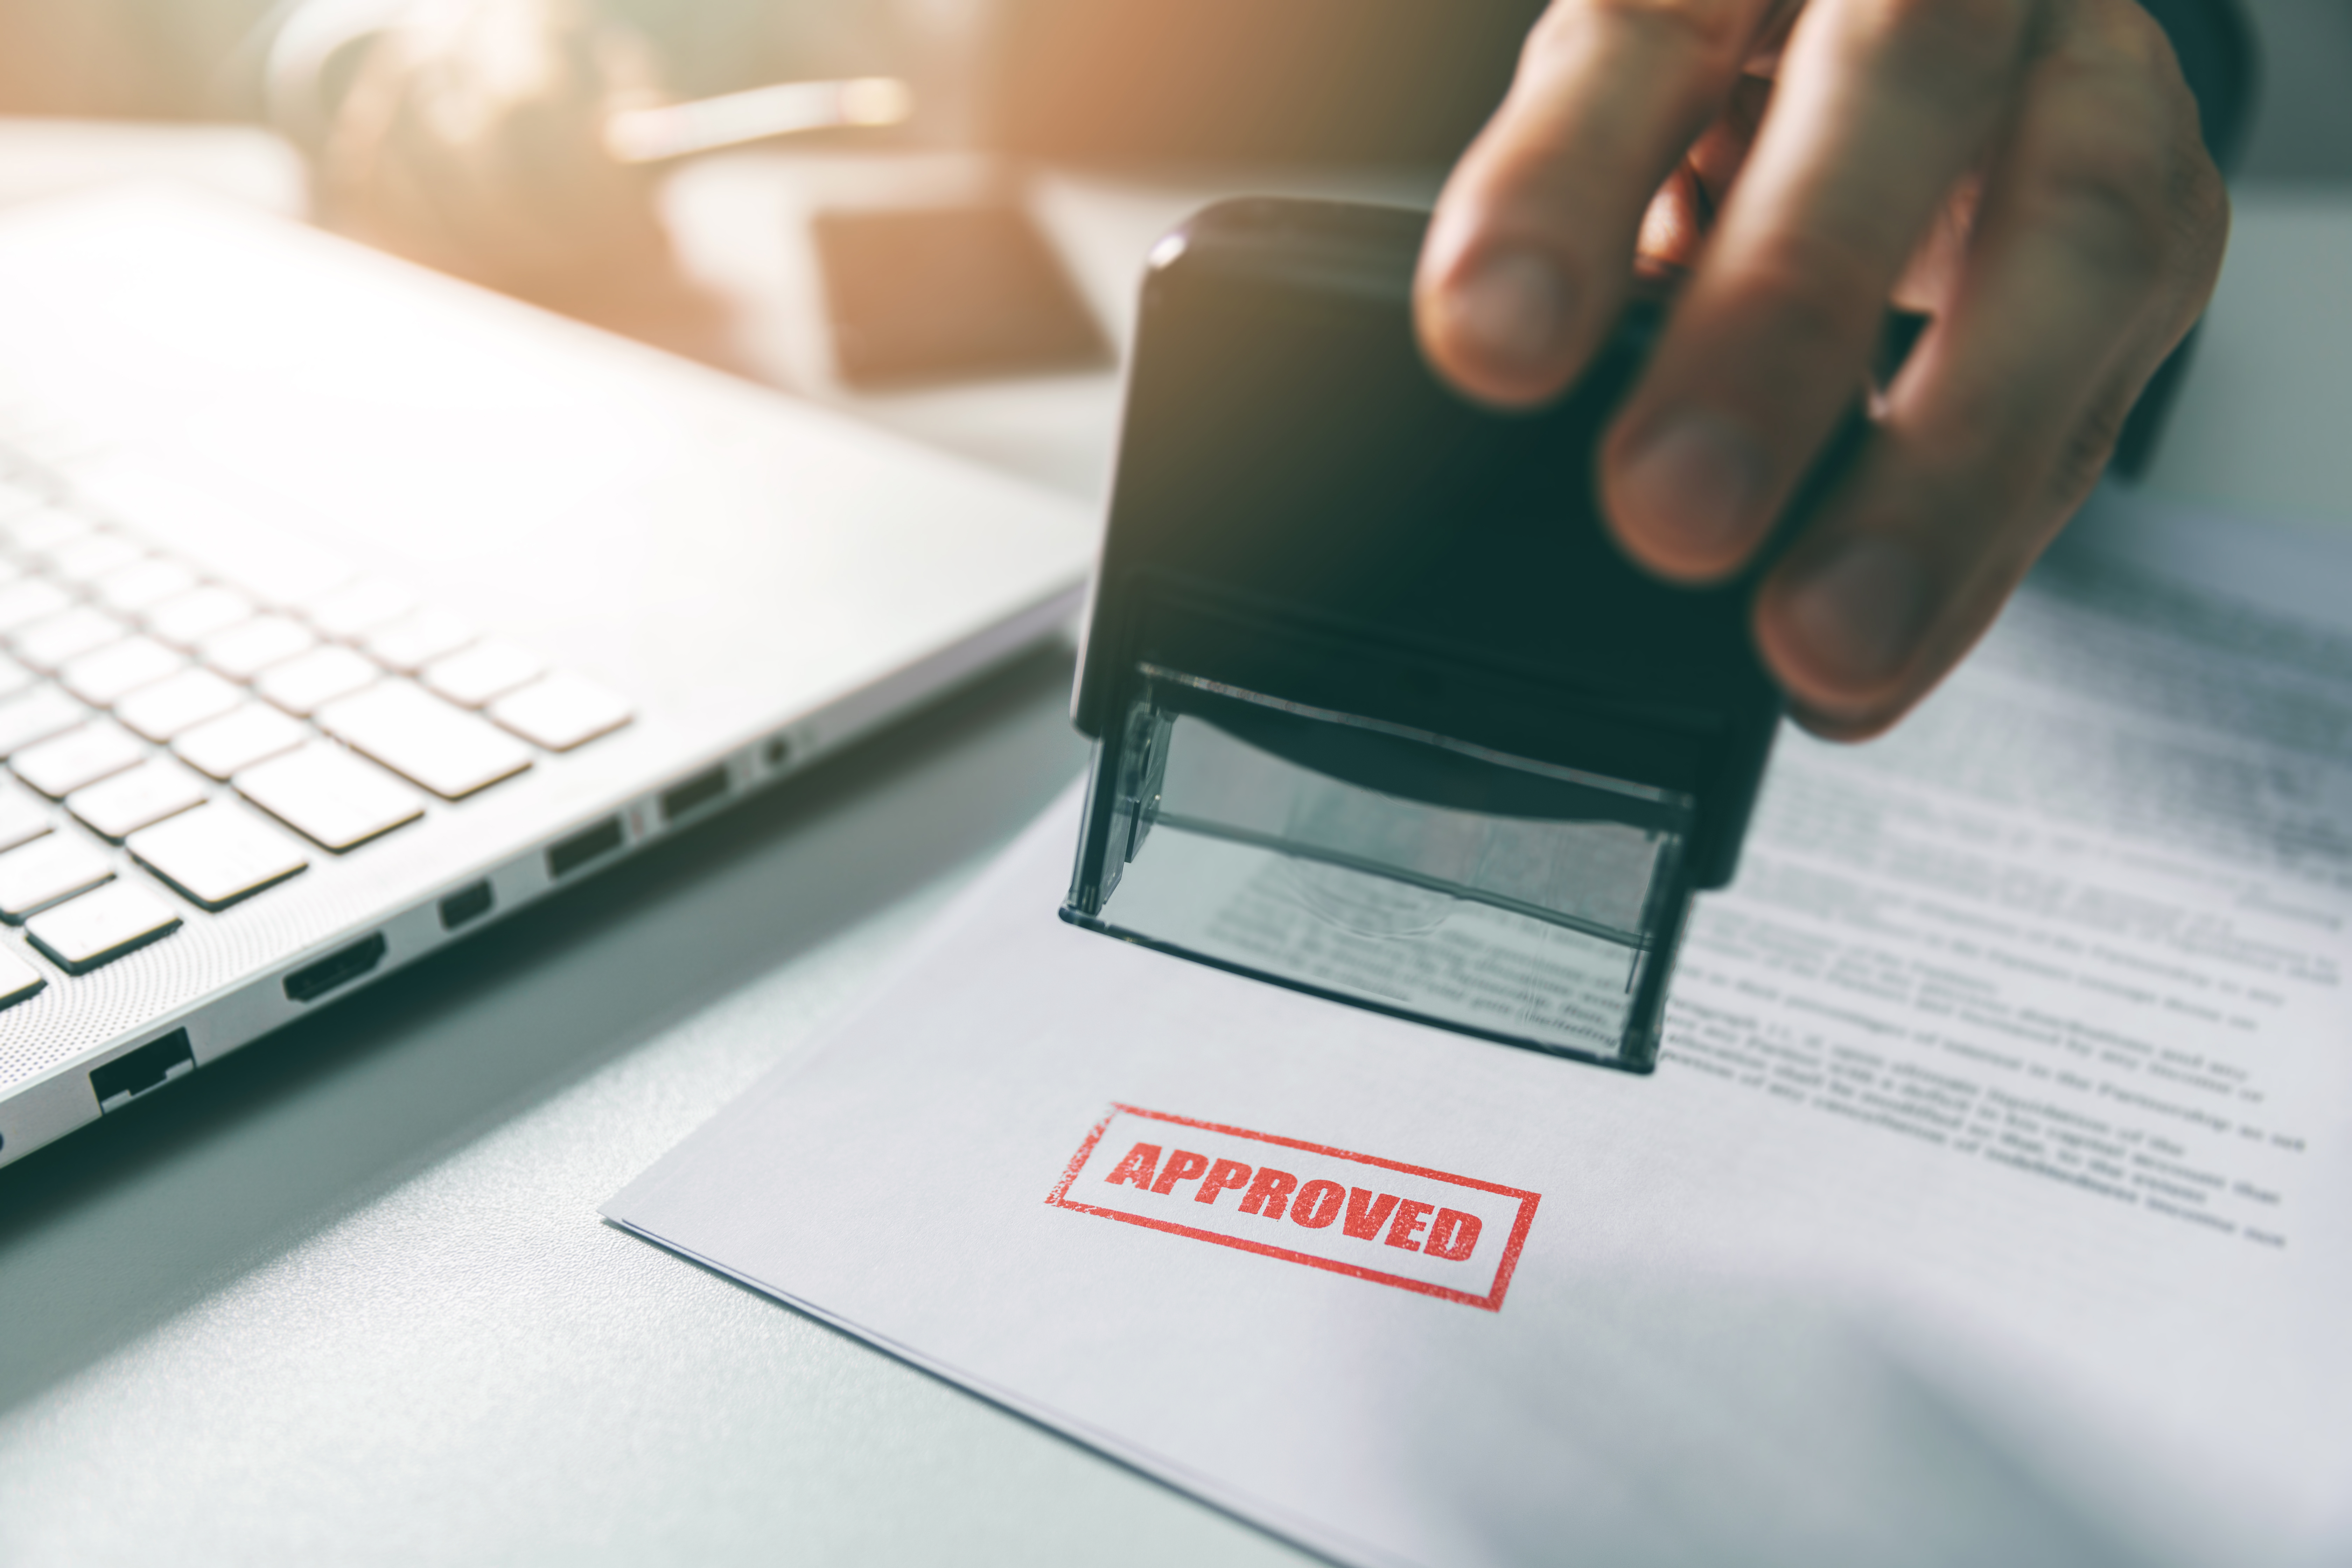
285,933,388,1003
659,765,731,824
91,1028,195,1112
548,818,625,879
440,881,494,931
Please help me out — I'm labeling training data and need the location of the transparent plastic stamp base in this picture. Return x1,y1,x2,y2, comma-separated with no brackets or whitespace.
1062,666,1699,1070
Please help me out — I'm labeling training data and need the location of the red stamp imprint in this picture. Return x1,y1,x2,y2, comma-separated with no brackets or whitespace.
1047,1105,1541,1311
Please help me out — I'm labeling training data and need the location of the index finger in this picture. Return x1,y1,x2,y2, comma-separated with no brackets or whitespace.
1415,0,1783,408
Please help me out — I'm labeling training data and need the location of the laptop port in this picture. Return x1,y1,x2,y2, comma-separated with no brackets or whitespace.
285,933,388,1003
91,1028,195,1112
548,818,624,879
659,765,731,824
440,881,494,931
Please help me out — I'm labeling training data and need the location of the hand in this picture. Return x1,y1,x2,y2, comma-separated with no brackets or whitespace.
1414,0,2227,739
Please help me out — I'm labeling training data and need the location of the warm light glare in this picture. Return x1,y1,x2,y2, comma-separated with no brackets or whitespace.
602,77,913,164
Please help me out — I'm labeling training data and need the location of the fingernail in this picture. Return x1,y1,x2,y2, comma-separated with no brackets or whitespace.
1614,411,1769,562
1444,247,1569,374
1780,536,1934,690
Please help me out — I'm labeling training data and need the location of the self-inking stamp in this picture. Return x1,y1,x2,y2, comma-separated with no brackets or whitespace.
1063,198,1841,1071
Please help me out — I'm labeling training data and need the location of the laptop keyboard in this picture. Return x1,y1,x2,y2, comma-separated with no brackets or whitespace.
0,471,632,993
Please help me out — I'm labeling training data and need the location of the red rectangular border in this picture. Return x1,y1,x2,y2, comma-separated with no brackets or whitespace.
1046,1104,1542,1311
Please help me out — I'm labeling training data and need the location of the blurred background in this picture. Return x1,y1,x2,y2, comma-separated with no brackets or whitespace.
0,0,2334,171
0,0,2334,168
0,0,2331,510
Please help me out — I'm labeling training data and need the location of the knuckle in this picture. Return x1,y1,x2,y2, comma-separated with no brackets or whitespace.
2028,117,2176,284
2029,0,2226,285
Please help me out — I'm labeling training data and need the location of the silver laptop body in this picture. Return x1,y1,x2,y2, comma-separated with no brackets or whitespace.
0,187,1096,1168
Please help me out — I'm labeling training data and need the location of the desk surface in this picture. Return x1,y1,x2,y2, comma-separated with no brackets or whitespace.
0,125,2347,1567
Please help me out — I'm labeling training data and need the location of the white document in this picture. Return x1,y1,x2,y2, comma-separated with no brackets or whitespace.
609,494,2352,1568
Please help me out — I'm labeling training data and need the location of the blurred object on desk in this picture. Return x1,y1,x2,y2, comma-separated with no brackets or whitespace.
603,74,912,164
286,0,735,364
813,201,1107,388
265,0,943,373
658,152,1446,502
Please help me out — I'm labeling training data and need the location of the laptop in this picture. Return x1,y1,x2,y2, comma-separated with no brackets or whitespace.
0,185,1096,1169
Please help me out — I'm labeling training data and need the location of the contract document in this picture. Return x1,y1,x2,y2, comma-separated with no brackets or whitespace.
609,493,2352,1568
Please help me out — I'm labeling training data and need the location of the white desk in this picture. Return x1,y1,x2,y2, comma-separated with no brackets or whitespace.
0,123,2346,1564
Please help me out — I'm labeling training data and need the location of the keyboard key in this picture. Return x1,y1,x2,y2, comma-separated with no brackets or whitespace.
44,533,143,585
0,786,49,853
317,681,531,799
307,580,414,640
119,667,243,743
255,644,377,715
0,578,72,634
61,635,183,707
0,833,112,919
200,613,316,680
26,880,180,973
173,702,307,780
13,606,126,672
0,939,43,1009
93,558,200,615
0,687,88,757
236,741,423,851
14,722,144,798
69,759,208,841
423,640,544,707
130,802,308,910
0,651,36,703
490,673,632,752
147,584,253,649
363,609,472,673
